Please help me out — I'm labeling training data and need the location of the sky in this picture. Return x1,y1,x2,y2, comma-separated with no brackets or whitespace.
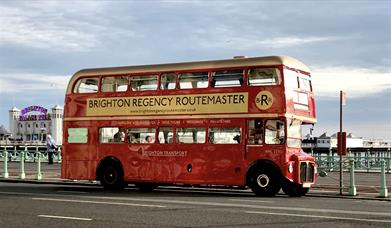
0,0,390,140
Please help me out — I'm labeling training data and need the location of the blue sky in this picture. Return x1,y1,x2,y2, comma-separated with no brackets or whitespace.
0,0,390,139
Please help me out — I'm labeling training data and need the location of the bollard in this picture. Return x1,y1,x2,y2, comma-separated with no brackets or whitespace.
19,150,26,179
2,149,9,178
348,159,357,196
35,152,42,180
57,147,62,163
379,160,388,198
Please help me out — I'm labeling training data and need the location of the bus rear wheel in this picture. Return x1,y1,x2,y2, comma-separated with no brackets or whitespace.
248,168,281,197
99,162,125,190
282,181,309,197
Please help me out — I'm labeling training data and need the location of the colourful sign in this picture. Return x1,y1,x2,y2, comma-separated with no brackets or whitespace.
87,92,248,116
19,105,51,121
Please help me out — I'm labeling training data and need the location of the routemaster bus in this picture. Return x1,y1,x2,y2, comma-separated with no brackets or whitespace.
62,55,317,197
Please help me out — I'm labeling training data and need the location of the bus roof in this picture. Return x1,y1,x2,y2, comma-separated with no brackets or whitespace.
67,55,310,94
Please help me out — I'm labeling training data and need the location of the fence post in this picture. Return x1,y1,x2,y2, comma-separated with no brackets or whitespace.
35,152,42,180
57,147,62,163
327,148,332,171
348,159,357,196
379,160,388,198
19,150,26,179
2,149,9,178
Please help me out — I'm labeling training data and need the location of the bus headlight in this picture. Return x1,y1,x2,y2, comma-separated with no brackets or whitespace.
288,163,294,173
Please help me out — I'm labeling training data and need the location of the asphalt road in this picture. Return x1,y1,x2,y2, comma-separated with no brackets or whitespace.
0,182,390,228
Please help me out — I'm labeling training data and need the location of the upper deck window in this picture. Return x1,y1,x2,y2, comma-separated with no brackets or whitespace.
73,77,99,93
248,68,280,86
160,73,176,90
101,76,128,92
284,69,299,88
131,75,158,91
179,72,208,89
298,73,312,91
211,70,244,88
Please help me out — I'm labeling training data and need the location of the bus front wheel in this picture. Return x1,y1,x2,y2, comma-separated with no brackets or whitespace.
248,168,281,197
282,181,309,197
99,161,125,190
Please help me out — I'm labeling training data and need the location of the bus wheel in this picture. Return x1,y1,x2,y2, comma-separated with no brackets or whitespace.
282,181,309,197
248,168,281,197
99,162,125,190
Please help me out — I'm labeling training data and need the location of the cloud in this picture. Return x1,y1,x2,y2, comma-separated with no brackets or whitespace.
0,2,106,51
0,73,70,94
311,66,391,98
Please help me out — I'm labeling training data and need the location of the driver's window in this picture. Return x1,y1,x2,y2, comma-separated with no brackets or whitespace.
248,119,263,145
265,120,285,144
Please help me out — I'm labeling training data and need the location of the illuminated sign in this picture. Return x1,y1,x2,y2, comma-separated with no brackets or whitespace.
87,92,248,116
19,105,51,121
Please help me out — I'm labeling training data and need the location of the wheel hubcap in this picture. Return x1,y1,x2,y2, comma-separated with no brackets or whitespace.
104,167,117,184
256,174,270,187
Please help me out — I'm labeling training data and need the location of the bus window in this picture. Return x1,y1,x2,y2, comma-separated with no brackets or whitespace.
211,69,244,88
176,127,206,143
179,72,208,89
287,119,302,148
284,69,299,88
248,68,280,86
265,120,285,144
99,127,124,143
160,73,176,90
101,76,128,92
248,119,263,145
298,74,312,91
128,128,155,144
130,75,158,91
208,127,241,144
158,127,174,144
73,77,99,93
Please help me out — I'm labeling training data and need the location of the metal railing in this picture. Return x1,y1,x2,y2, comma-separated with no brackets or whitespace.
307,147,391,173
0,146,62,163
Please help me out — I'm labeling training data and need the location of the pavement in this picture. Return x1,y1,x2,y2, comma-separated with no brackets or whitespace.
0,161,390,201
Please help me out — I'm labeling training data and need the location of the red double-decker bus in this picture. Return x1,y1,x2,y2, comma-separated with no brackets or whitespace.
62,56,317,197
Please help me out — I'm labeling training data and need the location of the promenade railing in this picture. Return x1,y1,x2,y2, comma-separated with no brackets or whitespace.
306,147,391,173
0,145,62,163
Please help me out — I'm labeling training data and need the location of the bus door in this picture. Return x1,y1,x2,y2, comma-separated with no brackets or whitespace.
246,119,264,161
246,119,286,161
206,126,243,185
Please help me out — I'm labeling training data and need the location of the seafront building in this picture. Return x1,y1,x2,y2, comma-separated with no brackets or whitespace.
7,105,63,145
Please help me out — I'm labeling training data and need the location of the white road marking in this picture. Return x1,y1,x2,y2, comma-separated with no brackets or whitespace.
38,215,92,221
86,197,391,217
228,199,274,203
32,197,166,208
246,211,391,223
57,191,87,194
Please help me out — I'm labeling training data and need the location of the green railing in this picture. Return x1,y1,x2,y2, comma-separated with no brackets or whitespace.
308,147,391,173
0,146,62,163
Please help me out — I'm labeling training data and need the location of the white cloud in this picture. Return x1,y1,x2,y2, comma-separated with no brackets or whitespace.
0,73,70,94
311,66,391,98
0,3,105,51
197,33,345,50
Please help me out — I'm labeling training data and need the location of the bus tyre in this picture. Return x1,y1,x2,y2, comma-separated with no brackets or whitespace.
248,168,281,197
99,162,125,190
282,181,309,197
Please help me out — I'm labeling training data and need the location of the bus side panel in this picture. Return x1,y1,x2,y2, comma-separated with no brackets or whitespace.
206,144,244,185
173,144,209,184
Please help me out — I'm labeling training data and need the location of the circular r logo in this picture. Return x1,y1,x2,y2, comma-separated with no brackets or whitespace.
255,91,273,110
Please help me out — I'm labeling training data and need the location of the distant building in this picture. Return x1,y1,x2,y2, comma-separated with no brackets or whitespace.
363,139,391,148
8,105,63,145
0,125,11,141
302,132,364,149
